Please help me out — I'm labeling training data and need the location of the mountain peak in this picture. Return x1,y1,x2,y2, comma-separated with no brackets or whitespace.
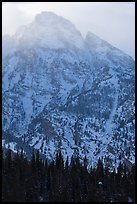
13,11,84,50
2,11,135,170
85,32,112,50
35,11,62,25
85,31,133,63
86,32,101,40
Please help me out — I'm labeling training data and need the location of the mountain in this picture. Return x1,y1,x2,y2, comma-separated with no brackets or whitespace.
2,12,135,169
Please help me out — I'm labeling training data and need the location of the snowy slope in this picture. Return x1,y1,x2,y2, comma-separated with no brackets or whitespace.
2,12,135,169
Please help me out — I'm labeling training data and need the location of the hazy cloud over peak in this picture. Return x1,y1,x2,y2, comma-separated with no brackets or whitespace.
2,2,135,59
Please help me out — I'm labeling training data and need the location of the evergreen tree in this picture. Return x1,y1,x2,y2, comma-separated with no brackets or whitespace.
2,147,135,202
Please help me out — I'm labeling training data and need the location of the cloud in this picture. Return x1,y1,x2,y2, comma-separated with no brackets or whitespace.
2,3,32,36
2,2,135,59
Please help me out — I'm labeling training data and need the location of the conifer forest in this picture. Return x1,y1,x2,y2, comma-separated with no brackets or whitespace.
2,149,135,202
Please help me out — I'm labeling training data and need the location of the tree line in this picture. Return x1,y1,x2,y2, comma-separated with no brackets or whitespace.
2,148,135,202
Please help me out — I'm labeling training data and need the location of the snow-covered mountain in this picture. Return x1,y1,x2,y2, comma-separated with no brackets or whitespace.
2,12,135,169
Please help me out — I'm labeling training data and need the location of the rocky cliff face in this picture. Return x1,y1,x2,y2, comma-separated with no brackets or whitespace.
2,12,135,168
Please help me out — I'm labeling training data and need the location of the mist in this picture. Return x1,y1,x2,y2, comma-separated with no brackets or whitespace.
2,2,135,59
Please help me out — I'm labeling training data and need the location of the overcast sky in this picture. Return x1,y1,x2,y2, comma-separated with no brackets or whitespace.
2,2,135,59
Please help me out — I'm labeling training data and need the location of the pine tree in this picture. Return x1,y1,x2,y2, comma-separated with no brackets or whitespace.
96,157,104,184
2,148,135,202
